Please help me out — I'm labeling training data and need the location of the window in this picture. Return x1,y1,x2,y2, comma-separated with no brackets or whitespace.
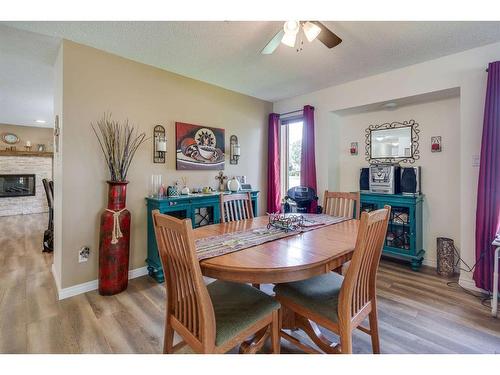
280,119,303,198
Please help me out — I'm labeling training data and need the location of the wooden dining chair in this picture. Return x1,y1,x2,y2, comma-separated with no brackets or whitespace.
220,192,254,223
323,191,360,220
152,210,280,354
274,205,391,354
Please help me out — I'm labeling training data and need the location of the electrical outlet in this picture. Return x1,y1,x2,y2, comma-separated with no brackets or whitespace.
79,246,90,263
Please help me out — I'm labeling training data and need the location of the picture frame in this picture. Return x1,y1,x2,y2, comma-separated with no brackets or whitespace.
175,122,225,170
1,132,20,145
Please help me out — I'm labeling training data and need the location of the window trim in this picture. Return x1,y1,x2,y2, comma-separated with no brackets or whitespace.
280,116,304,199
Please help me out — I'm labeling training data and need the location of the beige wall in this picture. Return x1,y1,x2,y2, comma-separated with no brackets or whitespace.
0,123,53,151
59,40,272,288
335,97,460,266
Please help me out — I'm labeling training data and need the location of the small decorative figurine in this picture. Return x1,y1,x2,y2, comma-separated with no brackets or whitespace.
215,171,227,192
179,177,189,194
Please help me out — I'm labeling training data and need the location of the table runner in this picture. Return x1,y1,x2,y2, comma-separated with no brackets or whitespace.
195,214,350,260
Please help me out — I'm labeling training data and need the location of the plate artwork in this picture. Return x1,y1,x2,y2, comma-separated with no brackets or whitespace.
176,122,225,170
1,132,20,145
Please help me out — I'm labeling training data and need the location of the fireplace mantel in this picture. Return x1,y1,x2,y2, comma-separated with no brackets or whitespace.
0,150,53,158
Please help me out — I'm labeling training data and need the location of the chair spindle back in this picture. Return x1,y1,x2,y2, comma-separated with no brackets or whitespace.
323,191,360,219
152,210,216,351
220,192,254,223
339,206,390,320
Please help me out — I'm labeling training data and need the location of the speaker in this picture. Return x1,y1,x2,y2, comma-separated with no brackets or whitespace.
359,168,369,191
400,167,421,195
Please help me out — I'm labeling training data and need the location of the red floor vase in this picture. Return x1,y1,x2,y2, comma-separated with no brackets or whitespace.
98,181,131,295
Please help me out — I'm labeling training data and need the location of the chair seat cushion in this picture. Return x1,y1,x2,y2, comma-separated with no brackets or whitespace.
207,281,280,346
273,272,344,323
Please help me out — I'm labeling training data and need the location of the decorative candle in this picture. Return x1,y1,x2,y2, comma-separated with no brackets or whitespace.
156,140,167,152
233,144,241,156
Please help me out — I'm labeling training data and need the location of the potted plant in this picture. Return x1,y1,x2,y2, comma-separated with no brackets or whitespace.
92,113,147,295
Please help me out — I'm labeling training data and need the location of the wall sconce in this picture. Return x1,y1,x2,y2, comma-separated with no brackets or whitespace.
350,142,358,156
431,136,442,152
230,135,240,165
153,125,166,163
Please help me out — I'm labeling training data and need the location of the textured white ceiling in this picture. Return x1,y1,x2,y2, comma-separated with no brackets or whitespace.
2,21,500,115
0,25,60,127
5,21,500,102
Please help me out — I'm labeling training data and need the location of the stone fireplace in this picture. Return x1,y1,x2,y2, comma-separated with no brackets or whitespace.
0,156,52,216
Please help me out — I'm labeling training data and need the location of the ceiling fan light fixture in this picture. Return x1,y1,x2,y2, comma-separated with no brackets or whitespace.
281,31,297,48
281,21,299,48
303,21,321,42
283,20,300,35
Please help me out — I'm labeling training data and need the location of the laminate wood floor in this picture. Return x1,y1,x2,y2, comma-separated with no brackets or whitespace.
1,213,499,354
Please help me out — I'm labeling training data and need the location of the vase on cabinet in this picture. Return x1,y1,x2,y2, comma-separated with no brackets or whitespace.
98,181,131,295
227,177,241,192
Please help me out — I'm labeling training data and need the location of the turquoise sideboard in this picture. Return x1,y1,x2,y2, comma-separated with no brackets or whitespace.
145,191,259,282
360,192,425,270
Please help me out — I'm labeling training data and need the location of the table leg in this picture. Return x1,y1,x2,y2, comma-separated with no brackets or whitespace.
493,247,499,318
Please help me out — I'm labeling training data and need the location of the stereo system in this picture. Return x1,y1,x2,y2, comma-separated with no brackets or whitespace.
369,164,401,194
359,165,421,195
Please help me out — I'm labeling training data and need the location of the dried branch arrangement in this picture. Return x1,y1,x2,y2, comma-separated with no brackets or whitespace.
91,113,148,181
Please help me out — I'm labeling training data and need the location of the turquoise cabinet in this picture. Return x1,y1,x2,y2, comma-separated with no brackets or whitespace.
145,191,259,282
360,192,425,271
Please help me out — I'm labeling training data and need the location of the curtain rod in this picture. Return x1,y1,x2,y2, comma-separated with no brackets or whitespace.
279,109,303,116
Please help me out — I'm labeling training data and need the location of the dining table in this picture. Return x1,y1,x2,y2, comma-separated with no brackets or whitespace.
193,215,360,353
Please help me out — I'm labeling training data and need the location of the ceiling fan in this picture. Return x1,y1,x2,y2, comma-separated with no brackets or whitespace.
261,21,342,54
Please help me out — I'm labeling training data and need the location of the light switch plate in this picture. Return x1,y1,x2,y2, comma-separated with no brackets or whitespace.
472,155,480,168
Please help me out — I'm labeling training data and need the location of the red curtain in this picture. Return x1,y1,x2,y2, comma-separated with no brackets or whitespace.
267,113,281,213
474,61,500,292
300,105,318,213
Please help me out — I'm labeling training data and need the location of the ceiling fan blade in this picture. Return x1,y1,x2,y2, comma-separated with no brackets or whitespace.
310,21,342,49
261,29,285,54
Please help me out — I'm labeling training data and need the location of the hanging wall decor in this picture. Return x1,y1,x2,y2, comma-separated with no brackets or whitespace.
54,115,60,152
350,142,358,155
1,132,20,145
229,135,241,164
153,125,166,163
175,122,225,170
431,136,442,152
365,120,420,164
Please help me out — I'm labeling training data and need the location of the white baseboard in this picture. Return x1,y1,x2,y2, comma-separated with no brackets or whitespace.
51,263,61,296
128,266,149,279
55,266,149,300
422,257,437,268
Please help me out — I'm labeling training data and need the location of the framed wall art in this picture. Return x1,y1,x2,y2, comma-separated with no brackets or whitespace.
175,122,225,170
1,132,20,145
